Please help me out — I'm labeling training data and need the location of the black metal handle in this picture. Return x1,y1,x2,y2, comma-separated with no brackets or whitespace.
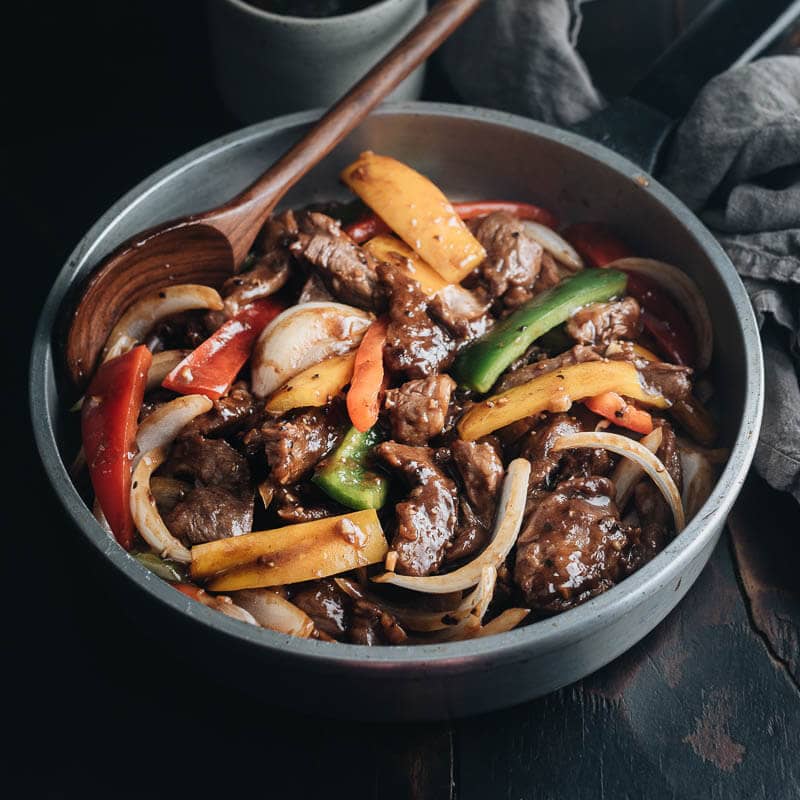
631,0,800,120
572,0,800,171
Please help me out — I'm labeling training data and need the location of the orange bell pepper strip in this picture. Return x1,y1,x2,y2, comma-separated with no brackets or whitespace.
81,344,152,550
346,200,559,244
163,298,283,401
347,318,388,432
584,391,654,435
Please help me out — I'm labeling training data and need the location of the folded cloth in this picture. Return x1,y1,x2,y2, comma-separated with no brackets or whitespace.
443,5,800,502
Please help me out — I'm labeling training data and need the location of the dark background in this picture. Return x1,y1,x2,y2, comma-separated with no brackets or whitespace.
7,2,800,798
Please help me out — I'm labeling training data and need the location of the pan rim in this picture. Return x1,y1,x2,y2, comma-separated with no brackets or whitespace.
29,101,764,672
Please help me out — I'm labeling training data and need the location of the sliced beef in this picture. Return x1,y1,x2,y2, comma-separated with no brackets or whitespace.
163,434,251,495
297,272,334,304
384,375,456,446
145,310,212,353
289,211,381,310
428,284,492,342
452,439,504,523
272,483,341,523
221,251,290,317
638,362,692,405
514,475,640,612
164,486,253,545
376,442,458,577
445,439,505,564
378,262,455,380
291,579,351,640
257,209,299,252
473,212,543,307
566,298,642,346
259,407,342,485
349,598,407,646
532,251,562,294
160,435,253,545
520,413,614,496
182,382,261,439
633,419,682,560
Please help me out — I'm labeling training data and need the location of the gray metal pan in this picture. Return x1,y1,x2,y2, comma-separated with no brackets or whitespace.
30,0,786,719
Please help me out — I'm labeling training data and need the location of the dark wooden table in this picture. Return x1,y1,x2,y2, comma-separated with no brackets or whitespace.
7,3,800,797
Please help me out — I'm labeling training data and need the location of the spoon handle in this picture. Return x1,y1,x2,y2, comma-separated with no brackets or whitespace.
208,0,484,264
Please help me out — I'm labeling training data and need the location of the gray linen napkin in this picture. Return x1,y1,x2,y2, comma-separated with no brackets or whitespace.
442,4,800,502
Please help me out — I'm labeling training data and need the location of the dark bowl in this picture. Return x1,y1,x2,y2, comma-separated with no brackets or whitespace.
30,103,763,720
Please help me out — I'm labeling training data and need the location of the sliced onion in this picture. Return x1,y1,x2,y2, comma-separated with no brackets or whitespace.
336,565,496,632
251,301,373,398
611,427,663,509
233,589,316,638
373,458,531,593
131,447,192,564
608,257,713,373
521,221,584,271
197,593,258,625
678,446,716,520
146,350,191,392
101,285,224,362
475,608,530,638
134,394,212,468
552,431,685,531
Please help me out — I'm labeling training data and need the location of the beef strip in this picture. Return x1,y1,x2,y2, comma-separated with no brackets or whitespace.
633,419,683,560
520,413,614,498
297,272,335,304
428,284,492,342
160,434,253,545
164,486,253,545
566,298,642,346
272,483,341,523
290,579,351,640
181,382,261,439
221,251,290,317
376,442,458,577
349,599,407,646
452,439,504,518
289,211,382,310
384,375,456,446
473,212,543,307
144,310,212,353
257,209,299,252
378,261,455,380
532,251,562,294
259,406,342,485
514,475,640,612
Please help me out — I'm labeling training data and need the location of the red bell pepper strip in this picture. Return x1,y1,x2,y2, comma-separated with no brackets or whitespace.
584,391,654,435
81,345,152,550
563,222,696,366
345,200,560,244
562,222,633,267
347,318,388,432
162,298,284,401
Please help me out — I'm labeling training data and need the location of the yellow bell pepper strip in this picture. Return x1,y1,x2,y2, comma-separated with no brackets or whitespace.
457,360,669,441
341,152,486,284
452,269,628,394
265,352,356,413
313,426,389,510
363,236,448,296
190,510,388,591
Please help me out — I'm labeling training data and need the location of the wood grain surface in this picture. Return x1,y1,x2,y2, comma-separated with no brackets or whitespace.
7,2,799,798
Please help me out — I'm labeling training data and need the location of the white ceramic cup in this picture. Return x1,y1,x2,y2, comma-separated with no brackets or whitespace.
207,0,428,122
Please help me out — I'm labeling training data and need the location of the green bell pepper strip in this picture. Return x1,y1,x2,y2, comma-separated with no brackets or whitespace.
451,269,628,393
313,426,389,510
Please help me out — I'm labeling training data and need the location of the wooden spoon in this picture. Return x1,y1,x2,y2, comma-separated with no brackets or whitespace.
66,0,483,388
